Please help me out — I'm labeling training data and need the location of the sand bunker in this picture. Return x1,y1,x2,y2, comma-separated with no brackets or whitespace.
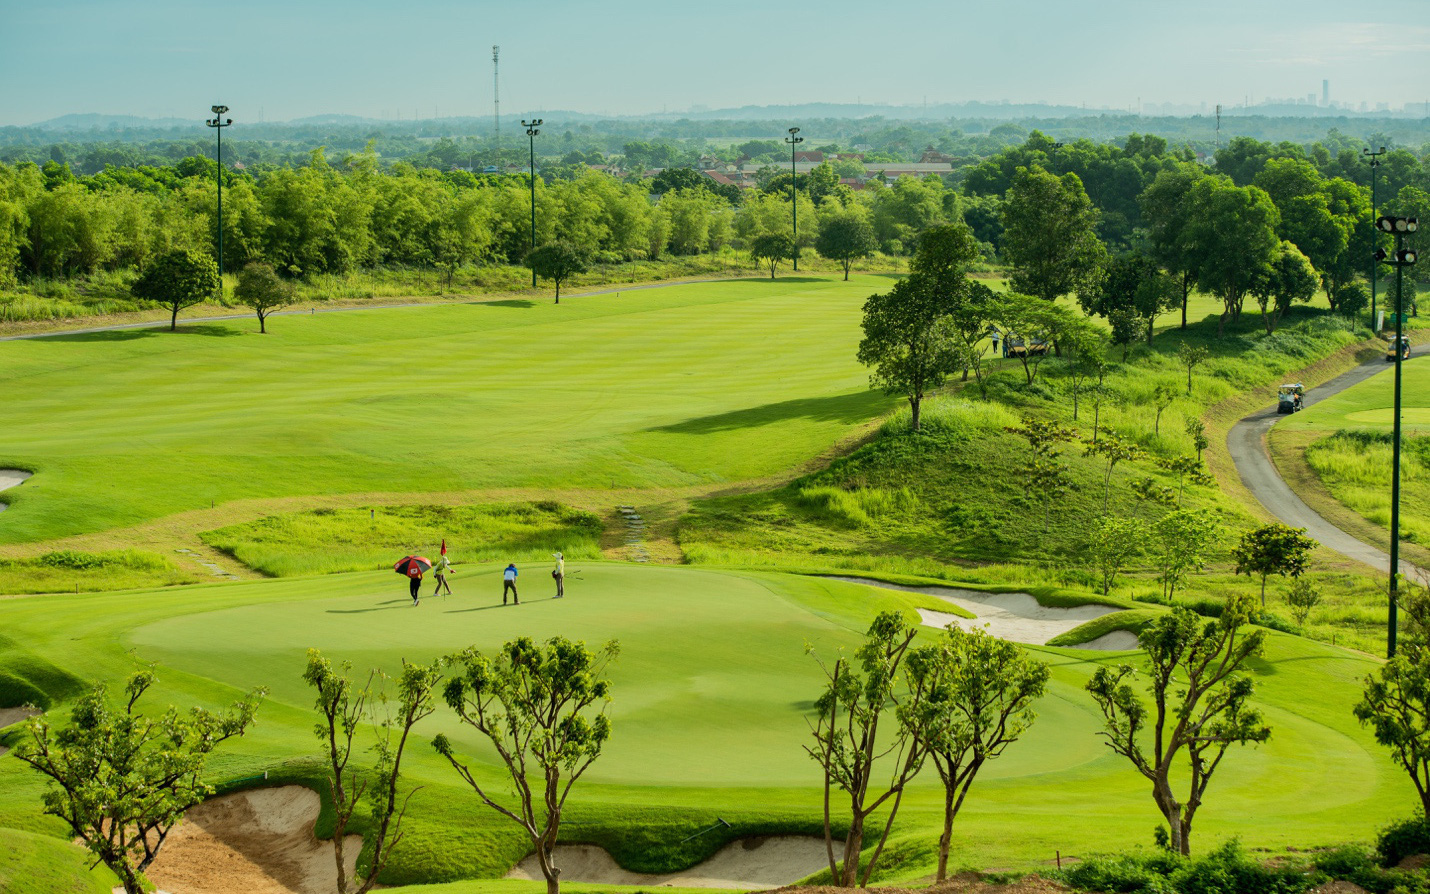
0,706,42,758
827,577,1127,648
506,836,829,889
143,786,361,894
0,469,30,513
1072,630,1141,651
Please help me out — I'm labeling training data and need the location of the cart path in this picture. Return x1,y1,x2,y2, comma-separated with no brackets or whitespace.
1227,352,1425,578
0,275,764,342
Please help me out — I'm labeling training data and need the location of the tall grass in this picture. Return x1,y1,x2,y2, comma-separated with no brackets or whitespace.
1306,431,1429,544
0,549,185,595
200,501,604,577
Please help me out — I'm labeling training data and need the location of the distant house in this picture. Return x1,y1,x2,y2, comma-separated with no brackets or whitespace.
793,150,825,164
919,146,953,164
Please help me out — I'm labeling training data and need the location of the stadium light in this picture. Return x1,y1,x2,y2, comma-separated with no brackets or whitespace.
204,105,233,291
786,127,804,271
523,118,543,288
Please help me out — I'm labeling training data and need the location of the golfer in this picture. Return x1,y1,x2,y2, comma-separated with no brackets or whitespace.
433,553,453,597
409,568,423,606
552,552,565,598
502,563,519,605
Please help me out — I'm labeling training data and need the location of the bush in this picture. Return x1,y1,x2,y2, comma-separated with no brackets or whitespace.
1378,814,1430,869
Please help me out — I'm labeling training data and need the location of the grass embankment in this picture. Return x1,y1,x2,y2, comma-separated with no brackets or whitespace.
682,307,1401,651
0,564,1413,889
0,827,115,893
201,502,603,577
0,548,189,595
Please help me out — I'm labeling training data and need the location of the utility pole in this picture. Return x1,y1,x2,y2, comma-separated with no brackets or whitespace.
523,119,542,287
204,105,232,293
492,46,501,170
1365,147,1386,328
786,127,803,271
1215,104,1221,149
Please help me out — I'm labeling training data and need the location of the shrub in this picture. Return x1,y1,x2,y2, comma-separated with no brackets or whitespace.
1378,814,1430,869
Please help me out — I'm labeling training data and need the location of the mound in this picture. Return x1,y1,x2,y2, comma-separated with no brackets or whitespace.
505,836,828,889
144,786,361,894
830,577,1118,646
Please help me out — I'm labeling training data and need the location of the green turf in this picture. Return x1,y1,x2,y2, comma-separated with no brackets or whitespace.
0,563,1413,888
0,827,116,894
1280,358,1430,434
0,276,894,544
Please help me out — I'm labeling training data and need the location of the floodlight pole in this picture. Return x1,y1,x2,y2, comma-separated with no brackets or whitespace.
523,119,542,288
205,105,233,292
1365,147,1386,327
786,127,803,270
1376,214,1419,659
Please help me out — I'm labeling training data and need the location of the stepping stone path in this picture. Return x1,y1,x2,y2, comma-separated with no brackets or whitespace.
616,506,649,563
175,548,241,581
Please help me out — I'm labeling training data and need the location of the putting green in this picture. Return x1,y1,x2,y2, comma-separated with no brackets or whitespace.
0,563,1412,885
0,277,892,544
1281,359,1430,434
1344,408,1430,425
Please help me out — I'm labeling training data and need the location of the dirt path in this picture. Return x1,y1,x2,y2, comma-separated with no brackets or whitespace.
505,837,828,889
1227,352,1426,579
826,577,1124,647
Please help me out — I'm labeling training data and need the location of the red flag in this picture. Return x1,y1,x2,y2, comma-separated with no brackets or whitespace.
440,538,447,556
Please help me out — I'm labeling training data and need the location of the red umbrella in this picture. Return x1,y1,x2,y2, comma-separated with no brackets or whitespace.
394,556,433,577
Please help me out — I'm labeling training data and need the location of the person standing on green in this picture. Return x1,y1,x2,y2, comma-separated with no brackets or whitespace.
502,563,519,605
432,553,453,597
552,552,565,598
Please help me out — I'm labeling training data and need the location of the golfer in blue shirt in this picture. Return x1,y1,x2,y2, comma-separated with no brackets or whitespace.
502,563,519,605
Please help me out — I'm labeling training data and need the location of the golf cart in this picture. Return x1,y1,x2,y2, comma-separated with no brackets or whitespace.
1387,336,1411,362
1003,335,1050,358
1277,384,1305,415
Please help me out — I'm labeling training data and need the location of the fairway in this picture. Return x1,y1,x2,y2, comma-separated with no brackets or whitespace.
1279,356,1430,433
0,563,1412,886
0,277,892,544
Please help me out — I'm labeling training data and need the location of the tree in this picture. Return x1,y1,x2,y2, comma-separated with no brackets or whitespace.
1285,577,1322,626
988,291,1078,385
1003,166,1107,304
1253,242,1318,334
1140,166,1209,329
750,232,793,279
857,276,960,432
525,240,590,304
1088,516,1146,596
1184,417,1210,461
1151,509,1222,600
14,669,264,894
1087,594,1271,855
1083,431,1146,514
1157,454,1214,505
815,213,877,280
905,626,1049,881
433,636,618,894
1356,610,1430,815
1177,343,1208,395
233,262,296,333
1151,382,1179,436
1005,417,1079,532
1080,253,1180,348
1182,179,1281,337
131,248,221,330
304,650,442,894
1232,523,1318,607
805,611,929,887
1060,321,1109,420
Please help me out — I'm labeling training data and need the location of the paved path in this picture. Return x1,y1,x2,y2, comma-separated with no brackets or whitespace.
0,275,756,342
1227,351,1425,578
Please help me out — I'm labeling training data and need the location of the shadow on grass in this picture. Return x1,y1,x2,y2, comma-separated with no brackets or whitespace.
478,299,539,308
326,598,414,614
648,391,888,435
40,323,243,342
443,599,560,613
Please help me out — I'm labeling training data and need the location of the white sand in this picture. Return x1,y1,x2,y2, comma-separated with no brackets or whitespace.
828,576,1121,646
0,469,30,513
144,786,361,894
0,706,41,758
505,836,829,889
1073,630,1142,651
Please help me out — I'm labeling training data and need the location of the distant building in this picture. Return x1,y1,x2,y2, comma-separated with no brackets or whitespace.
793,150,825,164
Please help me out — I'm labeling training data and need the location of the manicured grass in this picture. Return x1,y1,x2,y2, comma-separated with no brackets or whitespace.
200,501,604,577
0,563,1413,889
1281,357,1430,435
0,276,894,545
0,827,116,894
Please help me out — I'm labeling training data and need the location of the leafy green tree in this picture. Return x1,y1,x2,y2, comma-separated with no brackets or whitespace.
815,213,877,280
1005,417,1079,532
526,240,590,304
1157,454,1214,505
1184,417,1210,461
1081,253,1180,347
1177,343,1208,395
1062,327,1108,421
1002,165,1107,304
988,291,1079,385
905,626,1049,881
234,262,296,333
1151,509,1222,600
806,611,929,887
1182,179,1281,336
1151,382,1179,436
1088,516,1146,596
857,275,960,432
1253,242,1319,334
750,231,793,279
1083,430,1146,514
14,668,265,894
1232,523,1318,607
1140,166,1209,329
304,649,443,894
1087,594,1271,855
434,636,618,894
1285,577,1322,626
130,248,221,330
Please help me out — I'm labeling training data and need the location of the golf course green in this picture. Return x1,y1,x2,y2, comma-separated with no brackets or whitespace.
1281,358,1430,435
0,562,1412,889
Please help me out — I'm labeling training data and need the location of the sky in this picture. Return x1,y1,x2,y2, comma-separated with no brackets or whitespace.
2,0,1429,126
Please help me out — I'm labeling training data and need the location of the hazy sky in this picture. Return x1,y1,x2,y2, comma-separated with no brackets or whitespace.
2,0,1428,125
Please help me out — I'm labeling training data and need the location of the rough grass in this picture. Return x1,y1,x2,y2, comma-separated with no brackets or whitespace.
1304,431,1430,548
200,502,604,577
0,549,185,595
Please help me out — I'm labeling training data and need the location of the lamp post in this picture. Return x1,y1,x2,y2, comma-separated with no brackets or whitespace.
1365,147,1386,327
205,105,233,291
786,127,803,271
522,118,542,288
1375,214,1419,659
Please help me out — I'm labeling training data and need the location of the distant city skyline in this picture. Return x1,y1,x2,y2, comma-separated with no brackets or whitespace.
2,0,1428,127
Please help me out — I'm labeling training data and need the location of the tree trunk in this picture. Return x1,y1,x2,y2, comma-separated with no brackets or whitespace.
910,396,921,432
840,815,865,887
555,280,561,304
171,304,179,331
936,785,955,882
1180,278,1189,330
1260,576,1267,608
259,311,267,333
843,262,850,281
